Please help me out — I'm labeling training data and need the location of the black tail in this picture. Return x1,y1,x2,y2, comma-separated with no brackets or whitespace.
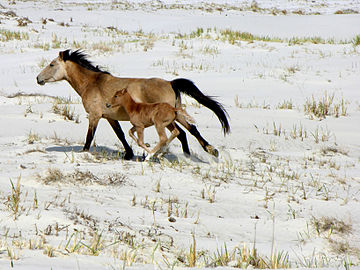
171,78,230,135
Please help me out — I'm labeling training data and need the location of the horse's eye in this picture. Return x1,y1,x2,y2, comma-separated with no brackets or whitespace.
49,63,54,67
114,95,117,98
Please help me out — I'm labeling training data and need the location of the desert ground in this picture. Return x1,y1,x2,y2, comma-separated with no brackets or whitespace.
0,0,360,269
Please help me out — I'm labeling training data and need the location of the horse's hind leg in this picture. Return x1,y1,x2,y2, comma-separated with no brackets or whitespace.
176,114,219,157
107,119,134,160
168,124,190,156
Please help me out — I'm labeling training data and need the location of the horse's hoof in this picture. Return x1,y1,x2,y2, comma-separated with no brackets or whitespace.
206,145,219,157
124,151,134,160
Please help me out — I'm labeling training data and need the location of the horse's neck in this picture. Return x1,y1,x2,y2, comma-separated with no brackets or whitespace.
65,63,97,97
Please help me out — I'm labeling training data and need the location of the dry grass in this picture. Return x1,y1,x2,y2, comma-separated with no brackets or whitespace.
38,168,127,186
0,29,29,41
52,99,80,123
304,91,348,120
311,216,352,236
27,131,41,144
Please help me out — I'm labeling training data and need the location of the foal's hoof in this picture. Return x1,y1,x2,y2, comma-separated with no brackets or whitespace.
145,154,154,161
206,145,219,157
124,150,134,160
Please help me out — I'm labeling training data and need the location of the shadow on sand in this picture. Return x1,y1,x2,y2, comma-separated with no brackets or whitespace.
45,145,142,161
45,145,207,163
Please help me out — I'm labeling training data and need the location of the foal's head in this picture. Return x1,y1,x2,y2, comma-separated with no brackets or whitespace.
106,89,127,109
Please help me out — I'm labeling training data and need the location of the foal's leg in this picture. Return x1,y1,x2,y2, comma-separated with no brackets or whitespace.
135,127,152,154
128,126,138,143
147,124,168,159
168,124,190,156
175,114,219,157
107,119,134,160
165,123,180,147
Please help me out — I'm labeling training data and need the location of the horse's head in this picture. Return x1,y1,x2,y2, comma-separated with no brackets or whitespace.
106,89,127,108
36,50,69,85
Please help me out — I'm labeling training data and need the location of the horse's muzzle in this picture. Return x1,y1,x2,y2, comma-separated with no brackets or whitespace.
36,76,45,85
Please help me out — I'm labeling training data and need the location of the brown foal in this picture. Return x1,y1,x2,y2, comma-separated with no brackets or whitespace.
106,89,194,159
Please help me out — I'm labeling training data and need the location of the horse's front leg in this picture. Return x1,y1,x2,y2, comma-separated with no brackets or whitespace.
83,115,100,151
107,119,134,160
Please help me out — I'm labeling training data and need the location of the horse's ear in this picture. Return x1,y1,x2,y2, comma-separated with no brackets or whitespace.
59,50,70,61
59,51,65,61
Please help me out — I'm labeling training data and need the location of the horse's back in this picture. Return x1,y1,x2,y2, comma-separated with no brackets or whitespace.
105,77,176,105
129,78,175,105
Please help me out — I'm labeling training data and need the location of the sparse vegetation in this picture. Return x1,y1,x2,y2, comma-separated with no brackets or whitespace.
38,168,127,186
304,91,348,120
352,34,360,46
311,216,352,236
0,29,29,41
6,176,22,220
52,97,80,123
277,99,294,110
0,1,359,269
27,131,41,144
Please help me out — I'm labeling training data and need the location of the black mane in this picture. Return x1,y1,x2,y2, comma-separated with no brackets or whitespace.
62,49,110,74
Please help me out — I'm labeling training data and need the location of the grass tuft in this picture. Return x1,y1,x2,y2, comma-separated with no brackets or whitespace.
6,176,22,220
352,34,360,46
52,98,80,123
0,29,29,41
304,91,348,120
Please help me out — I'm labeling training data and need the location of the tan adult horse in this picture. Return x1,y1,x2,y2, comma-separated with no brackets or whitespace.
36,49,230,160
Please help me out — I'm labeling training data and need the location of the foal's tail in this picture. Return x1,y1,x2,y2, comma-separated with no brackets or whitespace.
175,108,195,124
170,78,230,135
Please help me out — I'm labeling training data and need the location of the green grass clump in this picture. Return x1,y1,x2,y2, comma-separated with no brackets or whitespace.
6,176,22,220
0,29,29,42
352,34,360,46
220,29,278,44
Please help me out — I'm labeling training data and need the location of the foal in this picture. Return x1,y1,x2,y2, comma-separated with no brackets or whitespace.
106,89,195,159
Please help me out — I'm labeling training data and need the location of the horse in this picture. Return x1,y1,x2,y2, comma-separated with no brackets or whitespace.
106,89,195,160
36,49,230,160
